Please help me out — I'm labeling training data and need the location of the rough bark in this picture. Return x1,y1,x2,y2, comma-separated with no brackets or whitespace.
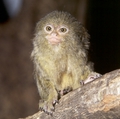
19,69,120,119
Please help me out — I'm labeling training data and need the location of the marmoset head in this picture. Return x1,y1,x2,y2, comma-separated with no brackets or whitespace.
35,11,89,49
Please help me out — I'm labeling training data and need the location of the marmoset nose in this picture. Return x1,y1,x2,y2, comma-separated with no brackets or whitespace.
51,32,58,37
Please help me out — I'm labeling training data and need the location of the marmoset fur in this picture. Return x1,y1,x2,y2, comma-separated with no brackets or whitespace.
31,11,100,114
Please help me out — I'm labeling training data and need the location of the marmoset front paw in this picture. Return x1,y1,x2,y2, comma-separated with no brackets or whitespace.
39,98,58,115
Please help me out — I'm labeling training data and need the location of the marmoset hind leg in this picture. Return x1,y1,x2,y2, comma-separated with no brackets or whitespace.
81,72,102,85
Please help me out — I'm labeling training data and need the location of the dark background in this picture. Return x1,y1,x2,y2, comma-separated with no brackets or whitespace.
88,0,120,73
0,0,120,119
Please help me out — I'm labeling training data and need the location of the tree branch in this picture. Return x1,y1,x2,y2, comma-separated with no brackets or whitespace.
19,69,120,119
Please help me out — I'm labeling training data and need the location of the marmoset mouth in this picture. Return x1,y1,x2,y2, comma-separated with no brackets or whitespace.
49,38,61,44
46,35,62,45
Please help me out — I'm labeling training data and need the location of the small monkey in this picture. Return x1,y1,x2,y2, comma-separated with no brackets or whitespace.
31,11,101,114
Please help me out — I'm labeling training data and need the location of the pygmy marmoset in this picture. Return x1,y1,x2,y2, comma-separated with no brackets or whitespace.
31,11,101,114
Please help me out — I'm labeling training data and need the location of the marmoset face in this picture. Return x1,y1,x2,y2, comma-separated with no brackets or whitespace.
44,24,69,45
